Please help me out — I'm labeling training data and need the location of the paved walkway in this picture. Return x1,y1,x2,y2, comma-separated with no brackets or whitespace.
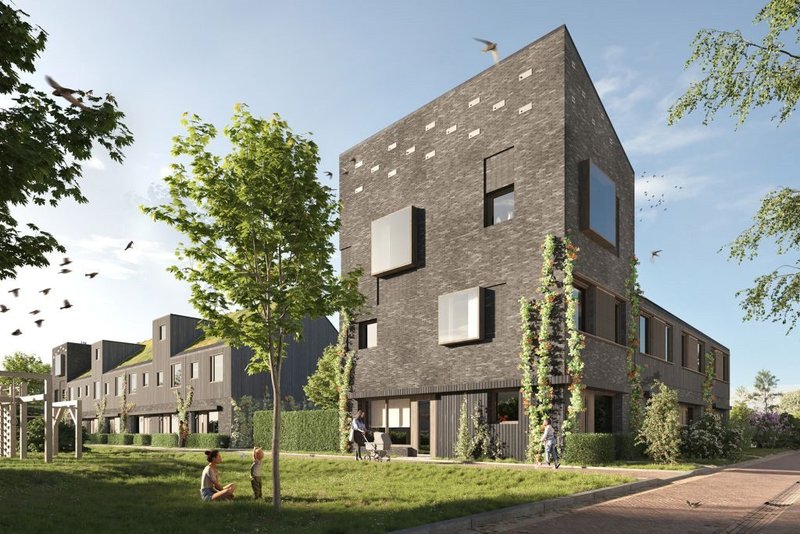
467,451,800,533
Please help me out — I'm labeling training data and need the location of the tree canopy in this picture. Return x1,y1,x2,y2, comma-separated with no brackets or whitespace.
0,351,51,394
143,105,362,510
749,369,782,412
0,2,134,279
303,344,341,410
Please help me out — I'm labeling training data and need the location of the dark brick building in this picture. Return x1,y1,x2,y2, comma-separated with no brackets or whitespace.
339,26,730,459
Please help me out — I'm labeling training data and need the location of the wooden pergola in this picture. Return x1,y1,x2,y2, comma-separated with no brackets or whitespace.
0,371,83,463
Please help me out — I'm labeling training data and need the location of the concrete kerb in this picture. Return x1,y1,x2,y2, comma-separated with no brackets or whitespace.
388,451,798,534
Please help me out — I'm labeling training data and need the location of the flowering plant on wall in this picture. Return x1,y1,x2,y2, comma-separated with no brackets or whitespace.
625,255,645,435
703,351,715,413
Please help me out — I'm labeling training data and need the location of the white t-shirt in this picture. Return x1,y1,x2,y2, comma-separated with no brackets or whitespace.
201,465,218,490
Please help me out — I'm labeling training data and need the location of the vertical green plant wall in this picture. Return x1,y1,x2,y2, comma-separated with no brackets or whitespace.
625,255,645,435
336,310,356,453
703,351,716,413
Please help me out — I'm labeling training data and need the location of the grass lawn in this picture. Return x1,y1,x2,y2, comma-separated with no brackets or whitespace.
586,447,795,471
0,447,632,533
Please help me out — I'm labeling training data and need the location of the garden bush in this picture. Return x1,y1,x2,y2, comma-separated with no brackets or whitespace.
254,409,338,451
680,413,743,460
749,411,792,448
186,433,230,449
563,433,615,465
26,418,88,452
133,434,152,446
106,433,134,445
638,380,681,464
87,433,109,444
613,432,645,460
151,433,179,448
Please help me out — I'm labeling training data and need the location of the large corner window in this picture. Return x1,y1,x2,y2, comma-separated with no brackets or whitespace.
438,287,482,345
580,161,618,248
371,206,417,277
639,315,651,355
484,148,515,227
358,320,377,349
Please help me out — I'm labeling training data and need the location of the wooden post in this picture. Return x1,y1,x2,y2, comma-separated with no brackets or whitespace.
44,376,52,463
74,401,82,460
9,381,17,459
19,382,27,459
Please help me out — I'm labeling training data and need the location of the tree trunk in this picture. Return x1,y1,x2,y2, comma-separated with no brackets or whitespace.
271,371,282,511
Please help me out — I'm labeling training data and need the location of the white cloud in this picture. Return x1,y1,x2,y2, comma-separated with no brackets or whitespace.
86,156,106,170
159,165,172,178
63,234,175,280
635,166,717,221
624,123,717,155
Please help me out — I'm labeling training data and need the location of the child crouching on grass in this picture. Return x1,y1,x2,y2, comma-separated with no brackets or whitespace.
251,446,264,499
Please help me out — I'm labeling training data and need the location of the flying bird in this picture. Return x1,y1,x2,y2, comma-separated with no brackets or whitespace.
60,299,73,310
686,500,702,509
59,268,71,274
40,288,51,295
473,37,499,65
34,319,44,328
11,329,22,336
85,272,99,279
46,75,90,110
650,250,662,262
125,240,134,251
0,304,8,313
8,288,20,297
60,257,72,266
29,310,40,315
323,171,333,178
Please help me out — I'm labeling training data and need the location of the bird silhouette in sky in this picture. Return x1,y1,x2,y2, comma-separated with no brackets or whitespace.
46,76,90,110
324,171,333,178
473,38,499,65
60,257,72,266
29,310,40,315
60,300,73,310
651,250,662,262
11,329,22,336
40,288,51,295
125,241,134,251
8,288,20,297
85,272,99,279
0,304,8,313
59,268,71,274
34,319,44,328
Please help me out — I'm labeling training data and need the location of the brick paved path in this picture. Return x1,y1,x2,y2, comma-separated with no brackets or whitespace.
472,451,800,533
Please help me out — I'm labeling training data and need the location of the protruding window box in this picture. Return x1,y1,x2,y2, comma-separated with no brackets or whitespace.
438,287,483,345
579,160,618,252
371,205,418,277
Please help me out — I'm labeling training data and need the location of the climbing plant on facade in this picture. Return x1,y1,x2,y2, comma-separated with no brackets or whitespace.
562,236,586,436
336,309,357,453
703,351,716,413
119,374,135,433
625,255,645,435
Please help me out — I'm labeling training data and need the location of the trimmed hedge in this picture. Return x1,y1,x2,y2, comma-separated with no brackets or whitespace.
186,433,230,449
614,432,645,461
133,434,152,446
88,433,109,444
254,409,338,452
563,433,616,465
151,433,179,448
106,433,134,445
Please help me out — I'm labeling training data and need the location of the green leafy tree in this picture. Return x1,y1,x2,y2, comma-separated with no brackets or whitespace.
779,389,800,416
94,395,107,433
303,344,340,410
0,2,133,279
454,396,472,462
637,380,682,464
174,385,194,447
119,374,135,433
749,369,782,412
669,1,800,332
0,352,50,395
143,105,362,510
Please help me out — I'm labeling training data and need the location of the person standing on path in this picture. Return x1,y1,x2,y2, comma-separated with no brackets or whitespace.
541,418,560,469
349,410,367,460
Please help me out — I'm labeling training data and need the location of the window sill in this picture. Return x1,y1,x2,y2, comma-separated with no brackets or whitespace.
581,331,628,351
638,351,674,365
497,420,519,425
680,367,705,376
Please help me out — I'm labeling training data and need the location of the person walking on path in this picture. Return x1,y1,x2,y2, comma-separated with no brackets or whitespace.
349,410,367,460
200,449,236,502
541,417,560,469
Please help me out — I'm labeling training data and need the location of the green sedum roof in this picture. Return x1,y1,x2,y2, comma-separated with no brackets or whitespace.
116,339,153,369
181,332,224,353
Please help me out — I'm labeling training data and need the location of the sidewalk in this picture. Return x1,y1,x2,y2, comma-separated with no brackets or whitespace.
464,450,800,533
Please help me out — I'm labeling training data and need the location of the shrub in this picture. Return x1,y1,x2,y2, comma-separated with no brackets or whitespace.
231,396,259,448
454,397,472,462
133,434,152,446
26,418,88,452
563,433,615,465
106,433,134,445
151,433,179,448
681,414,727,459
749,411,792,448
729,403,756,448
87,433,109,444
614,432,645,460
186,433,230,449
638,380,681,464
253,409,338,451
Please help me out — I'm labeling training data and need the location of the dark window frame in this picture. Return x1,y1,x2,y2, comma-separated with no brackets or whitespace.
358,319,377,349
639,315,651,355
579,160,619,253
665,323,674,362
572,285,587,332
484,185,515,227
171,363,182,388
491,390,520,424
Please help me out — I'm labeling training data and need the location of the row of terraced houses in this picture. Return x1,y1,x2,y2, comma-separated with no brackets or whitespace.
51,26,729,460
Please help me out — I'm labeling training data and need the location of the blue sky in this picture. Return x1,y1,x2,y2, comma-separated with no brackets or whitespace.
2,1,798,392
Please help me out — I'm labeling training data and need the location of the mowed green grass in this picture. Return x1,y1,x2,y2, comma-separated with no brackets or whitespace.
0,447,633,533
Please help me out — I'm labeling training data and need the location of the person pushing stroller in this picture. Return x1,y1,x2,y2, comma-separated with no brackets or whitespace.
349,410,367,460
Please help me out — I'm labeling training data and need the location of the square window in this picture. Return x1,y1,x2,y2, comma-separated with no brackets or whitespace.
358,320,377,349
190,361,199,380
639,315,651,355
210,354,223,382
438,287,482,345
580,161,618,248
156,371,164,387
494,391,519,423
171,363,182,388
485,186,514,226
370,206,417,277
159,324,167,340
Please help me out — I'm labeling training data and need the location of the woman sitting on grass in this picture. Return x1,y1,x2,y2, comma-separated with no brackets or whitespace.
200,449,236,502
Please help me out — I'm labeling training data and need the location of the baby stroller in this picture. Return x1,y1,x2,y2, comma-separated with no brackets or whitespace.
363,431,392,461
